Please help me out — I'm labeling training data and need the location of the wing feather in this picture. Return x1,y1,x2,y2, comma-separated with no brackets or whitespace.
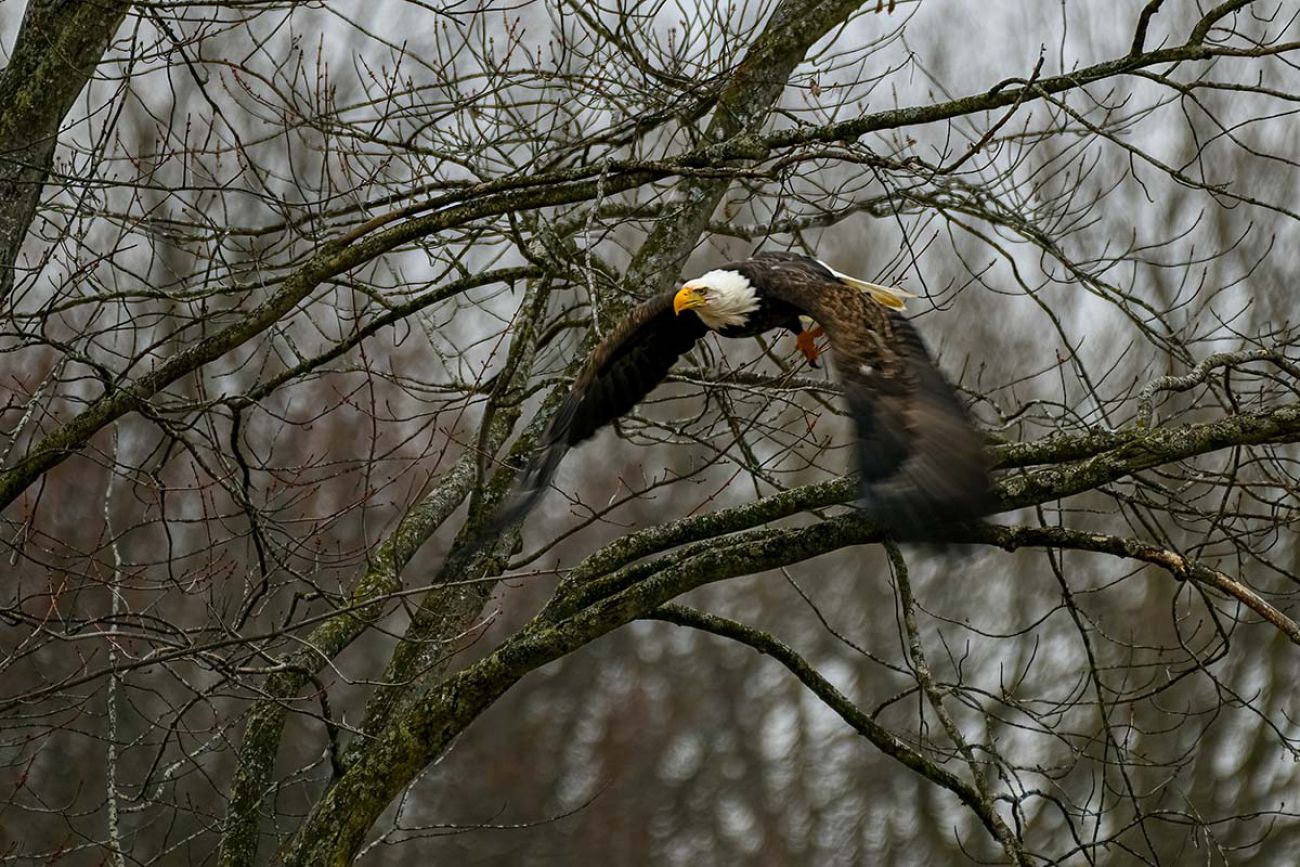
492,292,708,529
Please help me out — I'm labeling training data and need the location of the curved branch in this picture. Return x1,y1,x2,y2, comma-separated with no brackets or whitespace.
546,404,1300,612
279,397,1300,865
648,603,1027,863
330,0,878,808
1136,347,1300,425
971,523,1300,647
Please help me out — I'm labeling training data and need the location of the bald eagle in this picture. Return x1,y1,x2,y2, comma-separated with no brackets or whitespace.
495,252,992,538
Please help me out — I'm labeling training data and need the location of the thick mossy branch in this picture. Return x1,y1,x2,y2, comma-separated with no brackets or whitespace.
545,404,1300,616
281,401,1299,865
268,4,879,861
218,278,556,866
621,0,871,299
216,454,485,867
997,404,1300,509
336,283,560,761
280,502,886,866
0,0,132,297
546,405,1300,630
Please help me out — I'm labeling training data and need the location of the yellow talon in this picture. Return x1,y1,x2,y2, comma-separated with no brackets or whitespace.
796,326,824,367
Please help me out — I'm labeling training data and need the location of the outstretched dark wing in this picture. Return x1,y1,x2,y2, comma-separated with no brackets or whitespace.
753,261,993,535
744,250,838,278
492,291,709,530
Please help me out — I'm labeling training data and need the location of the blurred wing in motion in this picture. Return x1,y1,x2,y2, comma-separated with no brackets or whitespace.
838,312,993,535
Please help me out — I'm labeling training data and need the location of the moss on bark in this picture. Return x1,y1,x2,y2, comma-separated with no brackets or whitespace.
0,0,132,295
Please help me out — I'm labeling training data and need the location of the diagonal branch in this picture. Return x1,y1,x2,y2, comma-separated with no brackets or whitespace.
1136,347,1300,425
337,0,878,772
970,523,1300,647
648,603,1027,861
278,398,1300,865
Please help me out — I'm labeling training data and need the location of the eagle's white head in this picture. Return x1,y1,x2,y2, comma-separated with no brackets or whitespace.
673,269,761,330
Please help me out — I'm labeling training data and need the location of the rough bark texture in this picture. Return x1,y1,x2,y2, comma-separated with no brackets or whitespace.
341,0,873,757
0,0,132,296
279,402,1300,866
622,0,867,297
214,264,542,866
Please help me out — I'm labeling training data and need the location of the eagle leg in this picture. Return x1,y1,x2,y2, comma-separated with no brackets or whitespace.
795,325,825,368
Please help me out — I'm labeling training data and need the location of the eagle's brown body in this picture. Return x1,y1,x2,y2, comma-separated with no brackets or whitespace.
497,252,992,537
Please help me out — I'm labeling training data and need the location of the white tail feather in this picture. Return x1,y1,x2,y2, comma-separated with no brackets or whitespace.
818,260,917,311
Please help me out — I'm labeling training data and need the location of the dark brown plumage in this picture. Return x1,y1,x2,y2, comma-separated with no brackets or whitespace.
493,252,992,537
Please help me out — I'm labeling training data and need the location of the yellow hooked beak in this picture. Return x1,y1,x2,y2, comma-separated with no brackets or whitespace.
674,284,707,315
